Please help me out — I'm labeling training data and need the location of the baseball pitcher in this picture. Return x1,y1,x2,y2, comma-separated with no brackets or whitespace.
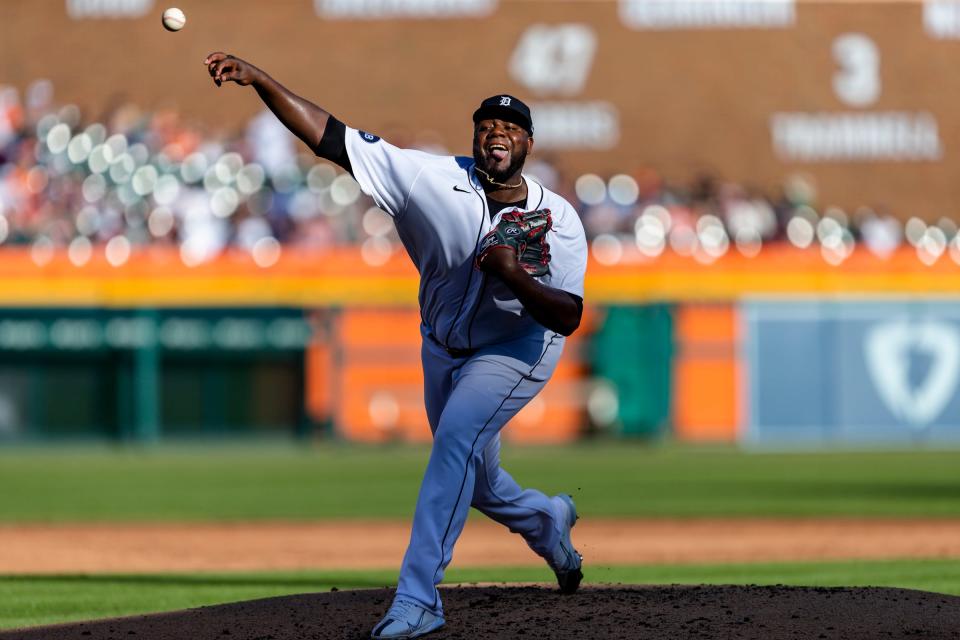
205,53,587,640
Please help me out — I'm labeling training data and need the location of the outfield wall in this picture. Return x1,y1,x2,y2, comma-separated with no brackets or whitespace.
744,300,960,446
0,245,959,446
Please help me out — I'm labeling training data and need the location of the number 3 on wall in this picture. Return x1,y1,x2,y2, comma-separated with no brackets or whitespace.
832,33,881,107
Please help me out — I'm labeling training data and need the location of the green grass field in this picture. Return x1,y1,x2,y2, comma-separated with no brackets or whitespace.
1,443,958,629
1,442,958,521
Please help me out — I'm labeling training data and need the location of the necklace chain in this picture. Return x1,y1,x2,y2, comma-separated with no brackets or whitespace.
475,167,522,190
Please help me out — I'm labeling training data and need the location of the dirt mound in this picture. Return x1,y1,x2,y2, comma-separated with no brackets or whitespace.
4,585,960,640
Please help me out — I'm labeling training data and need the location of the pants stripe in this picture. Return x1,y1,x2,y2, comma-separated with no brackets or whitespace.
428,334,559,607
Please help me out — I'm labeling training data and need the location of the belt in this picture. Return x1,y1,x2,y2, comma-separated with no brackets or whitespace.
427,332,477,358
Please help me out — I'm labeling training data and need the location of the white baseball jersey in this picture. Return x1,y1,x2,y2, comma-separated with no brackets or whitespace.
344,127,587,350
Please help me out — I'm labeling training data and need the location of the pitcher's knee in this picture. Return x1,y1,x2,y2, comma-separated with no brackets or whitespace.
430,424,477,466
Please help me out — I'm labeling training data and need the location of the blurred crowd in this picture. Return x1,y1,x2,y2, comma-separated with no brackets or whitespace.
1,81,956,268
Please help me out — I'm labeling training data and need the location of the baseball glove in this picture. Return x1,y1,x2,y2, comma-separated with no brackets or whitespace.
476,208,553,277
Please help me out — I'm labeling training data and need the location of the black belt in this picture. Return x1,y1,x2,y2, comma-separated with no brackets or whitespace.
427,332,476,358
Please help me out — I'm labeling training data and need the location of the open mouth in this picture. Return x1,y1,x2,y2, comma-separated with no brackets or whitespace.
487,143,509,163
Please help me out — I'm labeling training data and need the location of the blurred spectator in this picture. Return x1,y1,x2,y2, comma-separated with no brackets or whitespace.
0,81,950,267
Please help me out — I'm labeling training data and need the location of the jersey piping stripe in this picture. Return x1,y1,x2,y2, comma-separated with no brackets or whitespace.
463,275,487,350
440,165,487,349
531,180,545,210
463,177,543,349
429,333,560,609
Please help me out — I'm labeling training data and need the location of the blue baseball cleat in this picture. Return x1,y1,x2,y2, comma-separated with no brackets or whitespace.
549,493,583,594
371,598,445,639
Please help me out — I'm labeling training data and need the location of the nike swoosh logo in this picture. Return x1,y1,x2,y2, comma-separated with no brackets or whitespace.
453,185,471,193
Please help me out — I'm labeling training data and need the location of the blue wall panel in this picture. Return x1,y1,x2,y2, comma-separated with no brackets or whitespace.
744,300,960,446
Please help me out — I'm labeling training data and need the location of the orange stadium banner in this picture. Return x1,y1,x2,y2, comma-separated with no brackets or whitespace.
0,246,955,307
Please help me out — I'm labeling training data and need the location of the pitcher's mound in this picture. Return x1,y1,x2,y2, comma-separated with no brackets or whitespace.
4,584,960,640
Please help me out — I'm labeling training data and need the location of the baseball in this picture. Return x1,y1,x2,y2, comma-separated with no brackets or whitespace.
161,7,186,32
